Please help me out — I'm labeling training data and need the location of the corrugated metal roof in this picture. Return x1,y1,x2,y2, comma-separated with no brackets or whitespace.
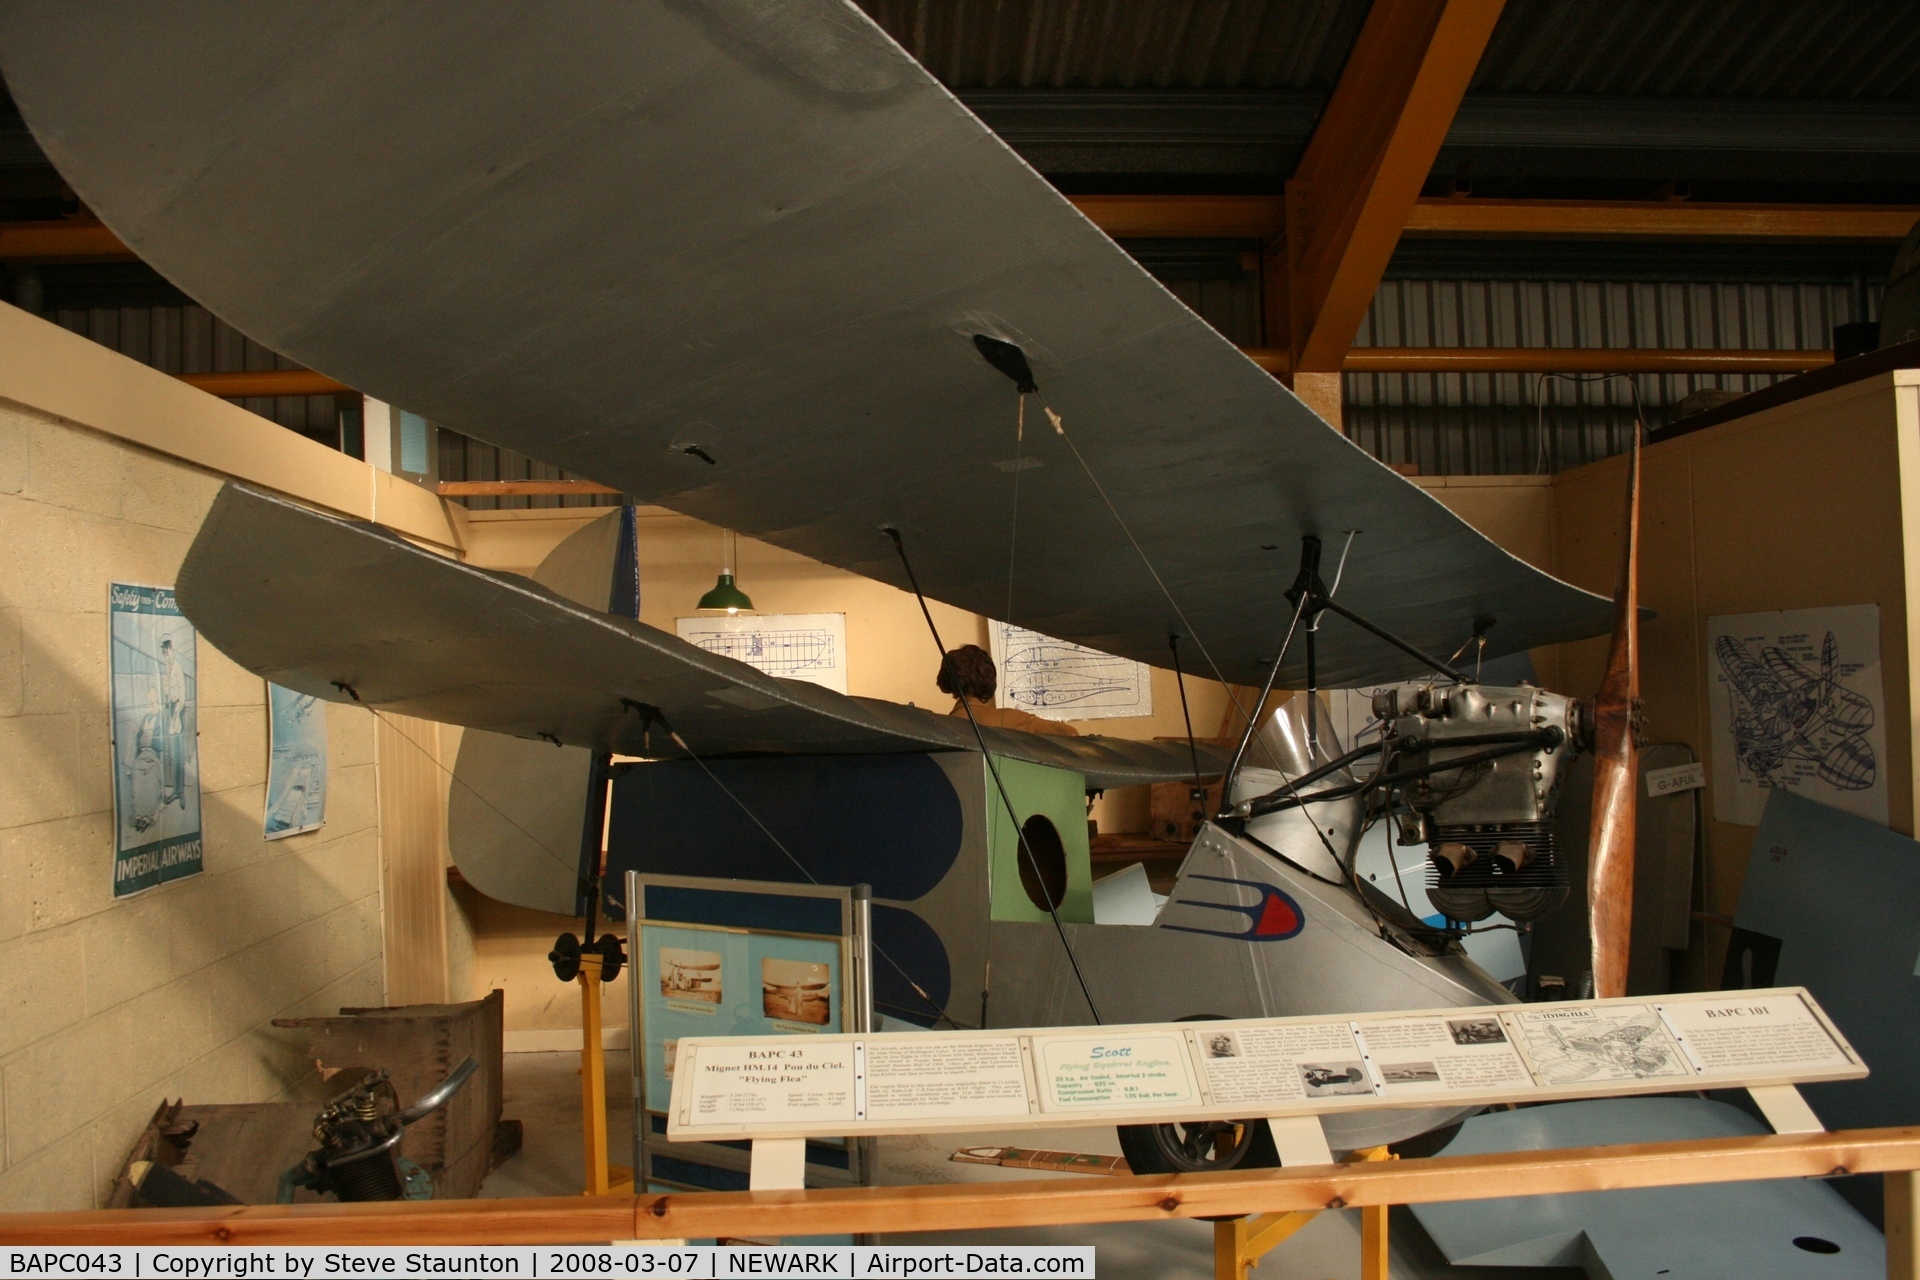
855,0,1365,90
855,0,1920,100
1473,0,1920,100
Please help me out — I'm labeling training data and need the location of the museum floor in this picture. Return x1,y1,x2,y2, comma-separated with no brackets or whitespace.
476,1050,1577,1279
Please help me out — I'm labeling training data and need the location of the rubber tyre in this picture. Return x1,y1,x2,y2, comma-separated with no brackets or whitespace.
1115,1015,1280,1176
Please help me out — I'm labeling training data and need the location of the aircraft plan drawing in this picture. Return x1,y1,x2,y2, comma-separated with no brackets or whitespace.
1708,604,1887,826
990,621,1150,721
677,612,848,694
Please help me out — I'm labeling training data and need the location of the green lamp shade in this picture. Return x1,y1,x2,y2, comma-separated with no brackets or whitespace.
697,572,754,613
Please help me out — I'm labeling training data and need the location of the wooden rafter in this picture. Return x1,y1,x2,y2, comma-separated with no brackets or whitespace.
176,370,351,397
1276,0,1508,373
1242,347,1833,375
1072,196,1920,242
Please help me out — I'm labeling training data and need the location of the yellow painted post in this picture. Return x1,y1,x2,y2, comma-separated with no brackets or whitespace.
579,952,609,1196
1891,1170,1919,1280
1213,1217,1249,1280
1356,1144,1395,1280
1360,1202,1389,1280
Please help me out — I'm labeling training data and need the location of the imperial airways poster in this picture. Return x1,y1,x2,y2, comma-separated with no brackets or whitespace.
264,683,327,839
109,582,203,896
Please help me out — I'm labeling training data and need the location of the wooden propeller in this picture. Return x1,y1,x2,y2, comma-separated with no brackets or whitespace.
1587,427,1642,998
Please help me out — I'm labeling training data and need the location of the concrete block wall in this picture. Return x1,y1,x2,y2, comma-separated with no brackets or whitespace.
0,401,386,1210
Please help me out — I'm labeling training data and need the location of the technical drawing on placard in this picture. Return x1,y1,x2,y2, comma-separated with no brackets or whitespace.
676,612,848,694
1515,1009,1688,1086
1707,605,1887,826
989,621,1150,721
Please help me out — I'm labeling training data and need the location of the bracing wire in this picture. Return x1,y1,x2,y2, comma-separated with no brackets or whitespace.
1005,393,1026,625
886,523,1103,1024
1035,401,1276,764
658,728,970,1030
367,709,582,891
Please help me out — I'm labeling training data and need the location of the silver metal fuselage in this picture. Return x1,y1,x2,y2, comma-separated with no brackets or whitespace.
985,823,1513,1149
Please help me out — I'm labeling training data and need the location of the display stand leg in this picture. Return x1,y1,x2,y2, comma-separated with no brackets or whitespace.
1266,1115,1334,1166
1360,1201,1389,1280
577,954,633,1196
1891,1170,1919,1280
1748,1083,1824,1134
579,953,609,1195
750,1138,807,1191
1211,1141,1391,1280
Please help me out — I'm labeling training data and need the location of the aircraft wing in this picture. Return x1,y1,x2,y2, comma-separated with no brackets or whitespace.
0,1,1616,689
178,484,1230,790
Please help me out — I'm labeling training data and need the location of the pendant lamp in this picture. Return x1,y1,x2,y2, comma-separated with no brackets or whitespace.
696,529,755,614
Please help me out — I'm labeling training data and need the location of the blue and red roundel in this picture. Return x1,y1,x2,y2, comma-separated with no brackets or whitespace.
1162,875,1306,941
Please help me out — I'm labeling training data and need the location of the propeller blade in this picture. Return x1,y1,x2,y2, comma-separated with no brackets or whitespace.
1587,429,1643,998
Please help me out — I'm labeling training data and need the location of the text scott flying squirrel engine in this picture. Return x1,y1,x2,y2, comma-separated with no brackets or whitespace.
1374,682,1587,923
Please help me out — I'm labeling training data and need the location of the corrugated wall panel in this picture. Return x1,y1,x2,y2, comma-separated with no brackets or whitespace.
1346,278,1879,474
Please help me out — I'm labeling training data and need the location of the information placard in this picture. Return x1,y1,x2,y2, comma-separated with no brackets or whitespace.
667,987,1864,1141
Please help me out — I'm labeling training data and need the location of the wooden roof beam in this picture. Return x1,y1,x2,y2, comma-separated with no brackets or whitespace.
1241,347,1833,375
0,218,137,260
1073,196,1920,241
1277,0,1508,374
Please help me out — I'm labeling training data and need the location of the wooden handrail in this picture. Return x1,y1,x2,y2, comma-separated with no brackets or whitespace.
4,1125,1917,1245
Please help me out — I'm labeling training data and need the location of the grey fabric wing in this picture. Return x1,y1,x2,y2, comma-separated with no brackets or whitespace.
177,485,1229,789
0,1,1617,689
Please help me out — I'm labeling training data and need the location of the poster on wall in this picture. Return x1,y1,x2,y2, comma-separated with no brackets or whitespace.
675,612,848,693
639,921,843,1114
989,621,1151,721
1707,604,1887,827
109,583,203,896
264,683,327,839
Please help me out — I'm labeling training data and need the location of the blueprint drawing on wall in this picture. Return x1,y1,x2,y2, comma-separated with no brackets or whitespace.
990,621,1151,721
1707,604,1886,827
676,612,848,694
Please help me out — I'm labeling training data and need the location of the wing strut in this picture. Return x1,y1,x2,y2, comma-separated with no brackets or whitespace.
1587,428,1644,998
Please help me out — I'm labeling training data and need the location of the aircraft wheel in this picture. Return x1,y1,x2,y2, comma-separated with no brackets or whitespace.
1116,1116,1278,1176
1116,1014,1278,1178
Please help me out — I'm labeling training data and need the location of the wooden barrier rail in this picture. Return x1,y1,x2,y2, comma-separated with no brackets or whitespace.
4,1125,1918,1265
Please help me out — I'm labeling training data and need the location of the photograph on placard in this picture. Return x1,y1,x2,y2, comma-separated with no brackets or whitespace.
1204,1031,1241,1059
1299,1061,1371,1096
1378,1062,1441,1084
1447,1017,1507,1046
762,956,832,1026
1356,1015,1534,1095
659,946,724,1006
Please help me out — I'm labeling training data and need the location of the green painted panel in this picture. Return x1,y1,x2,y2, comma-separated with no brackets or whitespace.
986,755,1093,923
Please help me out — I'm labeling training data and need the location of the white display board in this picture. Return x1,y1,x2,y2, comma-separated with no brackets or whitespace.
676,612,848,694
1707,604,1886,826
667,987,1862,1140
989,621,1150,721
